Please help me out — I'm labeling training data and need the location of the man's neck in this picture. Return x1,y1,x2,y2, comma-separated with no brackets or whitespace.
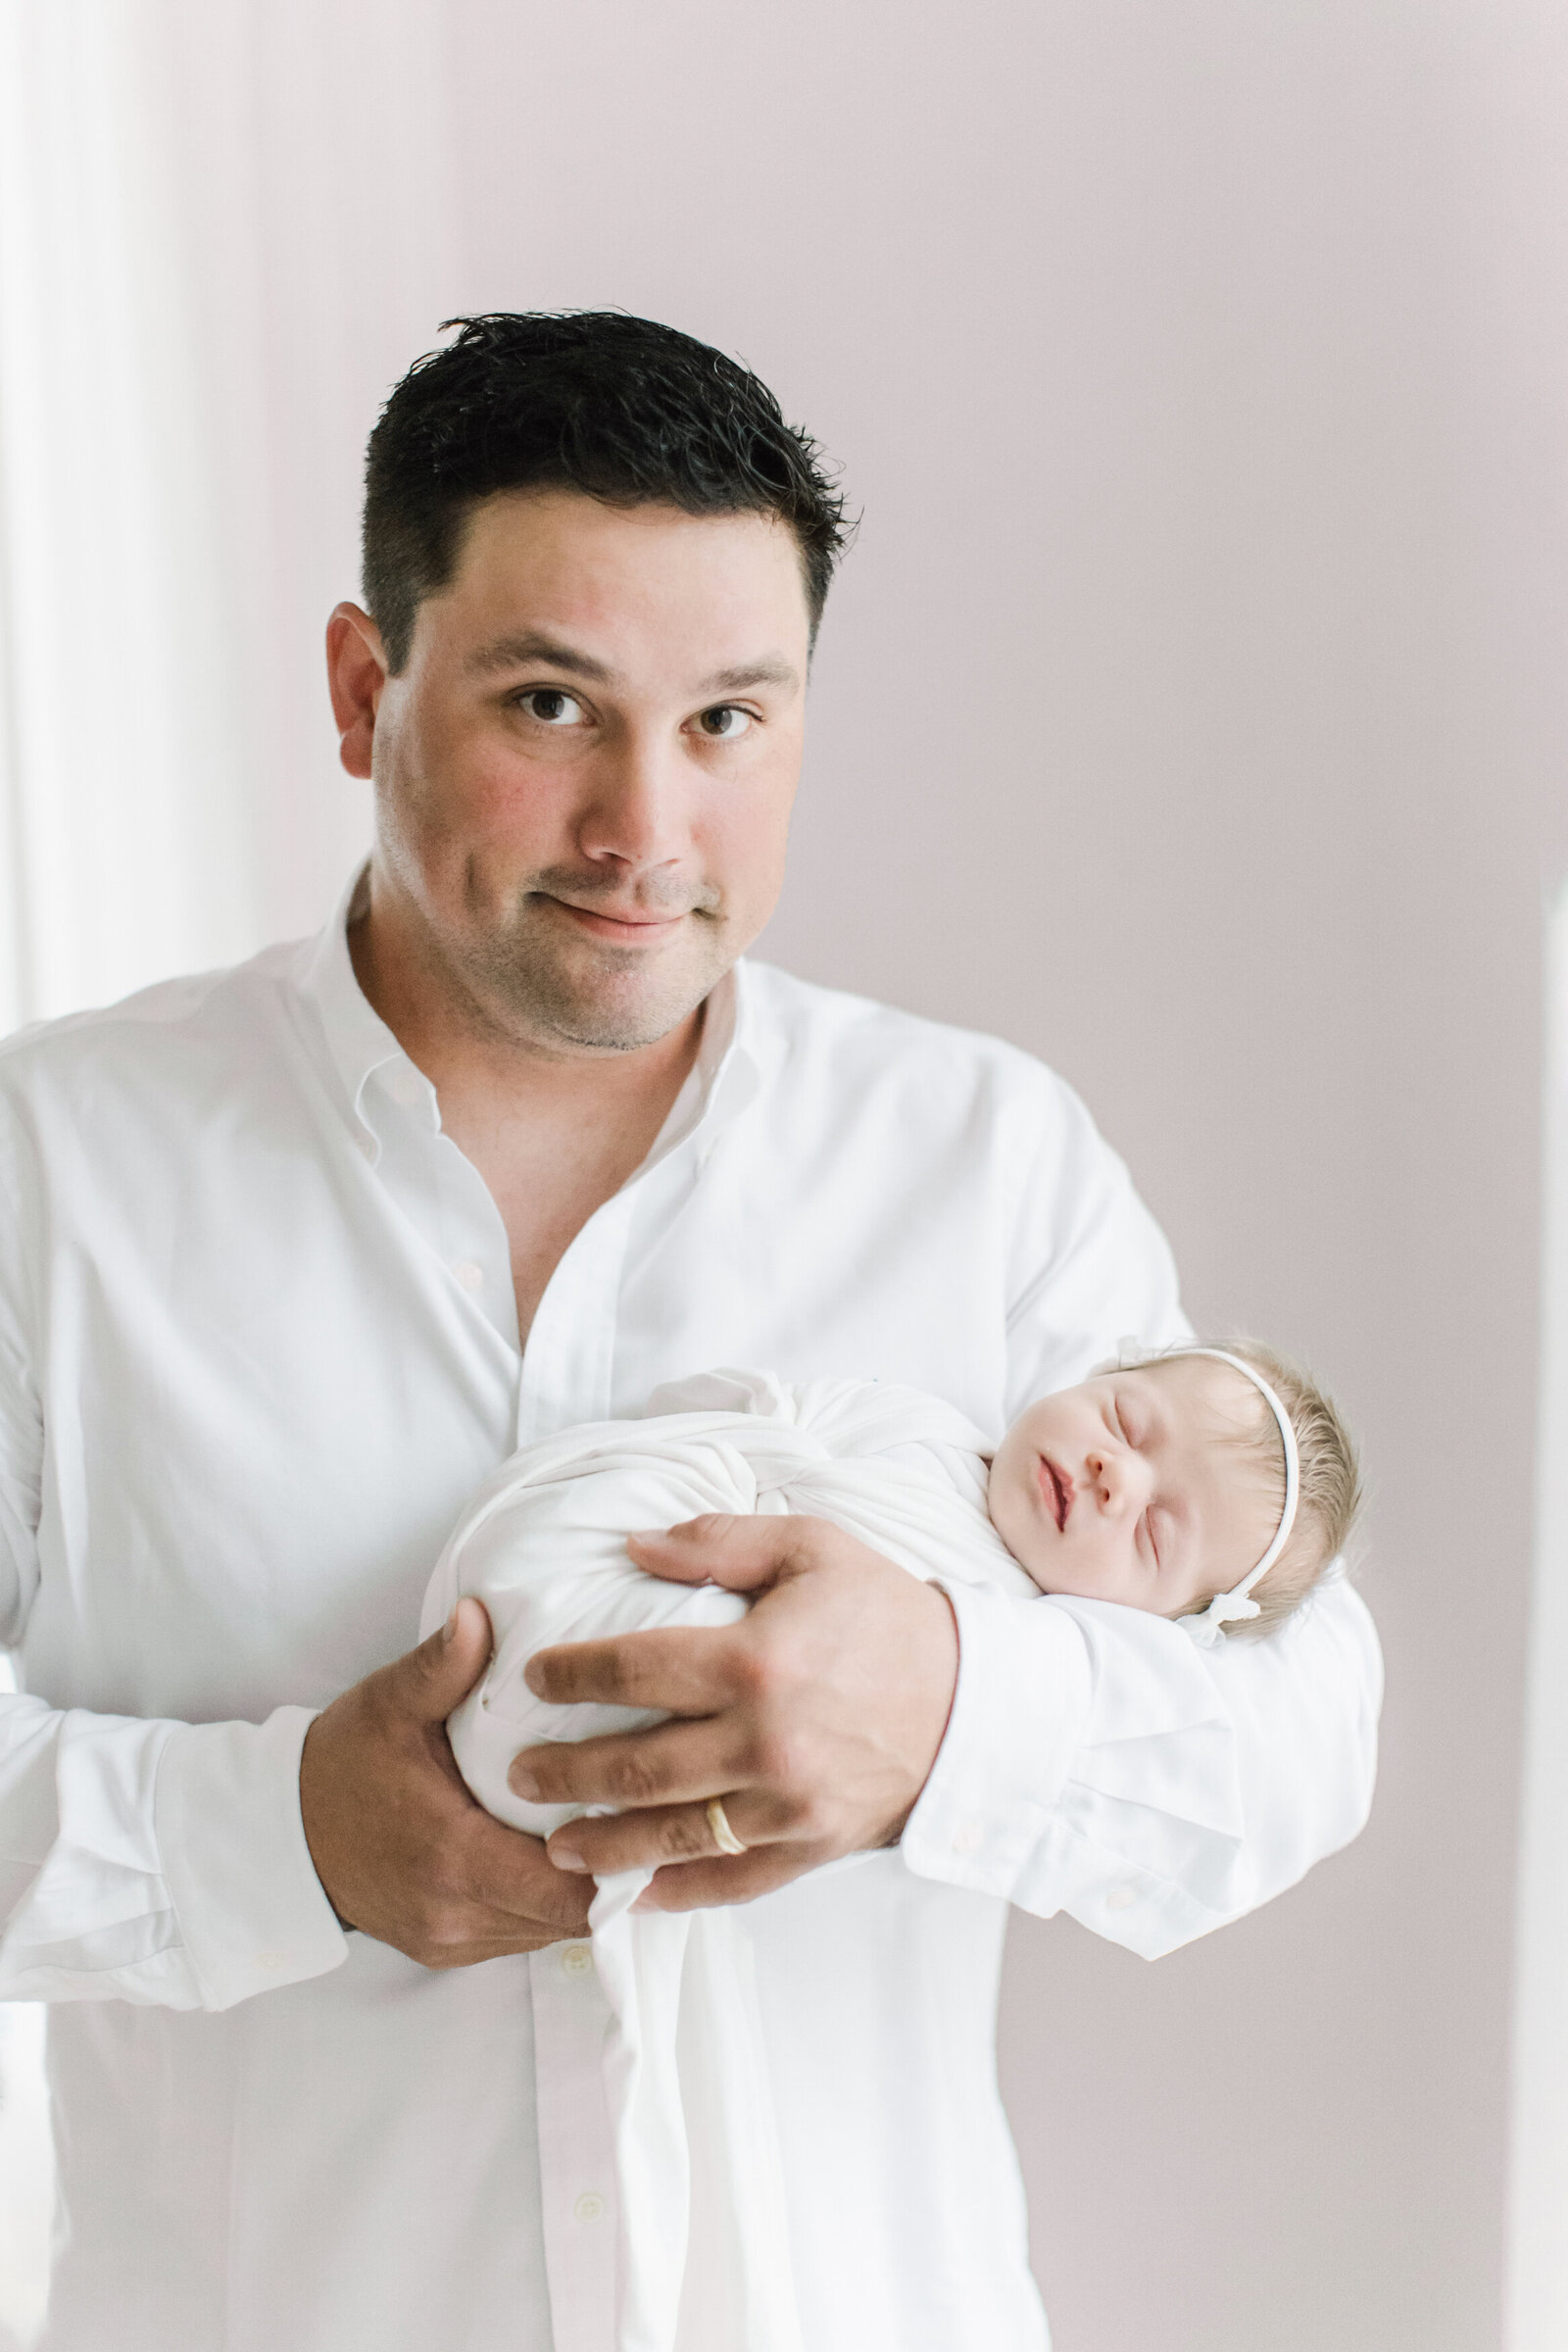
346,886,705,1137
346,885,707,1340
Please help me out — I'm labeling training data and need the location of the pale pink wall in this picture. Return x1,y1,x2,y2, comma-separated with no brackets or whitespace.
146,5,1568,2343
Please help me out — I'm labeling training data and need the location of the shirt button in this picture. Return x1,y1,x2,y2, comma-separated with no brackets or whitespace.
951,1823,983,1856
255,1951,287,1972
356,1135,376,1161
1104,1884,1139,1912
385,1064,423,1106
451,1261,484,1294
560,1942,594,1979
573,2191,607,2225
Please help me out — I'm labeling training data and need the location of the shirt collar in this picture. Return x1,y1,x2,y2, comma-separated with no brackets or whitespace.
644,947,759,1171
297,862,761,1155
297,867,412,1138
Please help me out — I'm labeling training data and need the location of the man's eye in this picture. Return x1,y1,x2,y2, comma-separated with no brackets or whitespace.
695,705,753,739
517,688,586,726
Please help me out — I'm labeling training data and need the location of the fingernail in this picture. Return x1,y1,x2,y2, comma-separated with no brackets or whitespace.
442,1604,459,1644
553,1843,588,1873
510,1765,539,1800
630,1888,660,1912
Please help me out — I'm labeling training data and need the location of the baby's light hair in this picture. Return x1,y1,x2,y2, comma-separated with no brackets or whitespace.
1121,1339,1362,1638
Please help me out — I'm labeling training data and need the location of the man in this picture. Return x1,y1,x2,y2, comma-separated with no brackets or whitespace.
0,314,1380,2351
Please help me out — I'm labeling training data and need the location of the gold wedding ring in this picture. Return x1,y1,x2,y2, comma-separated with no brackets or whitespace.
706,1796,748,1856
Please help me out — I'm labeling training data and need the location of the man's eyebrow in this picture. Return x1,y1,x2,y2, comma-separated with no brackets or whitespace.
698,657,801,695
466,632,615,683
464,638,801,698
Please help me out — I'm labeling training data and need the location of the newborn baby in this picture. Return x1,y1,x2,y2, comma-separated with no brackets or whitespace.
986,1341,1358,1639
420,1343,1358,2352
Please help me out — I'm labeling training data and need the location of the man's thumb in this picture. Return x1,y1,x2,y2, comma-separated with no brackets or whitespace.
393,1595,494,1721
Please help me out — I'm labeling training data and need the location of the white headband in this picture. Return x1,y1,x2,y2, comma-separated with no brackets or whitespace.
1167,1348,1300,1646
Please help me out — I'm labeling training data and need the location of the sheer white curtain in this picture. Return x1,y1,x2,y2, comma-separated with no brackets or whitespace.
0,6,268,2337
0,0,258,1033
0,1660,46,2352
1511,879,1568,2352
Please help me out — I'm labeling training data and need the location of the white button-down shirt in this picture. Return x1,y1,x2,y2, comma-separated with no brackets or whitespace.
0,878,1382,2352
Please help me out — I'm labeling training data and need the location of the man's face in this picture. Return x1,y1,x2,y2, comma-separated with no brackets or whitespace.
351,489,811,1053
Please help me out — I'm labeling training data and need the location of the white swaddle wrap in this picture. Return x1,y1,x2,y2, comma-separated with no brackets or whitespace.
418,1370,1036,2352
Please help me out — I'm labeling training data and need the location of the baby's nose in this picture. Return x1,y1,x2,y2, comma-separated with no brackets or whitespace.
1096,1446,1151,1512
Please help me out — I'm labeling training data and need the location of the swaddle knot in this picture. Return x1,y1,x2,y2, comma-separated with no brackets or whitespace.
741,1425,835,1498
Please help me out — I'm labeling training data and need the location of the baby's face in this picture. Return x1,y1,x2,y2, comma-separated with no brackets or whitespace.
988,1355,1277,1618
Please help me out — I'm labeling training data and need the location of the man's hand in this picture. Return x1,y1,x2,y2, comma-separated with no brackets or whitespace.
509,1516,959,1911
299,1597,594,1967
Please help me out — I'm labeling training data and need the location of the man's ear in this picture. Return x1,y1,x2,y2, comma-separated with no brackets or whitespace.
325,603,390,780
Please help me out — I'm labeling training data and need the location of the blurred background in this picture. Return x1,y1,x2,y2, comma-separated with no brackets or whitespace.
2,3,1567,2347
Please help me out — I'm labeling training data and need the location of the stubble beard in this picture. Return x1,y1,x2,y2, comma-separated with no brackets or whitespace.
451,878,731,1054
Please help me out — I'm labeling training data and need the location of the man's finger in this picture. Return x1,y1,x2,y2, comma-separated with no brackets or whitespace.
373,1595,494,1726
546,1791,791,1879
625,1513,831,1592
510,1715,743,1812
522,1621,745,1712
633,1842,828,1913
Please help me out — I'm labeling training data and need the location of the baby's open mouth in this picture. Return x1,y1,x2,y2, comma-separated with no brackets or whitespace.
1038,1454,1072,1533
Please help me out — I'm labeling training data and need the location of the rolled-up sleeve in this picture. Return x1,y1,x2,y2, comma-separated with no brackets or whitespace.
904,1575,1381,1958
0,1693,345,2007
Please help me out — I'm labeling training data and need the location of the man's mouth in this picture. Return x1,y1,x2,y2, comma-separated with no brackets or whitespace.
548,900,689,944
1037,1454,1073,1533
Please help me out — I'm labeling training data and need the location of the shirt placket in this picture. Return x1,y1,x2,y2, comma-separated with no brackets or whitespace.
532,1934,622,2352
469,1007,742,2351
521,1182,639,2352
515,1184,637,1448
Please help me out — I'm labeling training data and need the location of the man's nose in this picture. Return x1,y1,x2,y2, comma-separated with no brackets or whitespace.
576,727,689,873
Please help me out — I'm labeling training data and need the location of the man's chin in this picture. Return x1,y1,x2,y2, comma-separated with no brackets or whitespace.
538,1000,699,1054
475,944,725,1055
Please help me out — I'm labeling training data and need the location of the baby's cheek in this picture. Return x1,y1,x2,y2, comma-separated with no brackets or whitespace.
986,1475,1050,1589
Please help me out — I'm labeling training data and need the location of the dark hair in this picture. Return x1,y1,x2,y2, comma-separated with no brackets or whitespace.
362,312,852,671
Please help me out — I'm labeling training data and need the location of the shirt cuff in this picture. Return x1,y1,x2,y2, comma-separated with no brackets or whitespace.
901,1583,1093,1897
155,1705,348,2010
